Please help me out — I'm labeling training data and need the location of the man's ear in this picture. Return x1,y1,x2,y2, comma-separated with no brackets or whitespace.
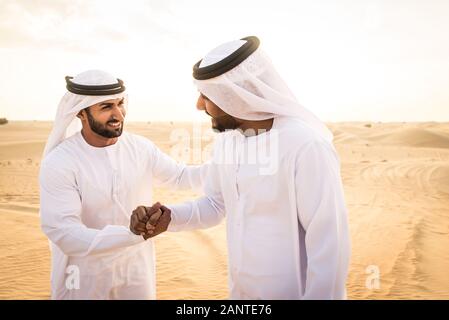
76,109,86,120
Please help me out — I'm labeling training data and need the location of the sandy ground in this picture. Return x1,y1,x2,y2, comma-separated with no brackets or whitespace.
0,121,448,299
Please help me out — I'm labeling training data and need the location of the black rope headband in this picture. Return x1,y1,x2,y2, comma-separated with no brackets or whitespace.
192,36,260,80
65,76,126,96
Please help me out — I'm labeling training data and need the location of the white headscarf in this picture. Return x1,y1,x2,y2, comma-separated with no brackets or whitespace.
194,39,333,142
43,70,127,157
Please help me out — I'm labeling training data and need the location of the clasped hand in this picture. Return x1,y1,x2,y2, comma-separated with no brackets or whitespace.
129,202,171,240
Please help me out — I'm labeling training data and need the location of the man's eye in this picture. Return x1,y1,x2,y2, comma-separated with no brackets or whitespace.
102,105,111,110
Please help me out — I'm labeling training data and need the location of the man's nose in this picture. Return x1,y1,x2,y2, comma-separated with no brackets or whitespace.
112,105,125,121
196,96,206,111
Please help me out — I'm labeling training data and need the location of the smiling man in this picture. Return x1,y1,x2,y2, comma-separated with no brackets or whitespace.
82,97,126,139
39,70,204,299
132,36,351,299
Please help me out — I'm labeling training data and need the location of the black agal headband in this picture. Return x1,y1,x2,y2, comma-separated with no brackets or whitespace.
65,76,126,96
192,36,260,80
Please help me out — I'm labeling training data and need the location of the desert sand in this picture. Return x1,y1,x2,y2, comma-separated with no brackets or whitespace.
0,120,448,299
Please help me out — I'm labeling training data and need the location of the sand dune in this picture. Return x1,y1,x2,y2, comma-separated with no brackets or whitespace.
1,121,449,299
365,128,449,149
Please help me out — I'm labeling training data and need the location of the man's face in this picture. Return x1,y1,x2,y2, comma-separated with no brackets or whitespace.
83,97,126,138
196,93,239,132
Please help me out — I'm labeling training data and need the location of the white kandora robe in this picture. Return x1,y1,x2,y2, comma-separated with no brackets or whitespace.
40,131,204,299
168,116,351,299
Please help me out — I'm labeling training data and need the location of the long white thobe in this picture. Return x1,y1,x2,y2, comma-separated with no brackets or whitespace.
39,131,204,299
168,116,351,299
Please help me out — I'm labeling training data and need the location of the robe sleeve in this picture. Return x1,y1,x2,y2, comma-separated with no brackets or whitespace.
166,161,225,232
39,163,144,257
147,140,208,192
295,140,351,300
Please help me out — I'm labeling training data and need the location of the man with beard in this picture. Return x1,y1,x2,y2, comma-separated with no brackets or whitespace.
132,37,351,299
39,70,204,299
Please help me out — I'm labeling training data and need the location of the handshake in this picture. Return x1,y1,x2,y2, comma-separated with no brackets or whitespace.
129,202,172,240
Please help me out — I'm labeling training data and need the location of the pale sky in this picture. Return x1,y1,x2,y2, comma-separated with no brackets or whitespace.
0,0,448,122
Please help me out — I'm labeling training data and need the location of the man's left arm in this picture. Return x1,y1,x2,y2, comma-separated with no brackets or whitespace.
295,140,351,300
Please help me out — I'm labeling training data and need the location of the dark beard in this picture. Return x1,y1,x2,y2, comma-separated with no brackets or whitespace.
85,108,123,138
210,114,239,132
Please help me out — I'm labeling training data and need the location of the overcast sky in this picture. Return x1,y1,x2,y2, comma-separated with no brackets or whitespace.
1,0,448,121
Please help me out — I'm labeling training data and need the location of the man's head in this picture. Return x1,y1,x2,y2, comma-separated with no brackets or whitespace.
43,70,128,156
190,36,332,141
77,97,126,138
196,93,240,132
